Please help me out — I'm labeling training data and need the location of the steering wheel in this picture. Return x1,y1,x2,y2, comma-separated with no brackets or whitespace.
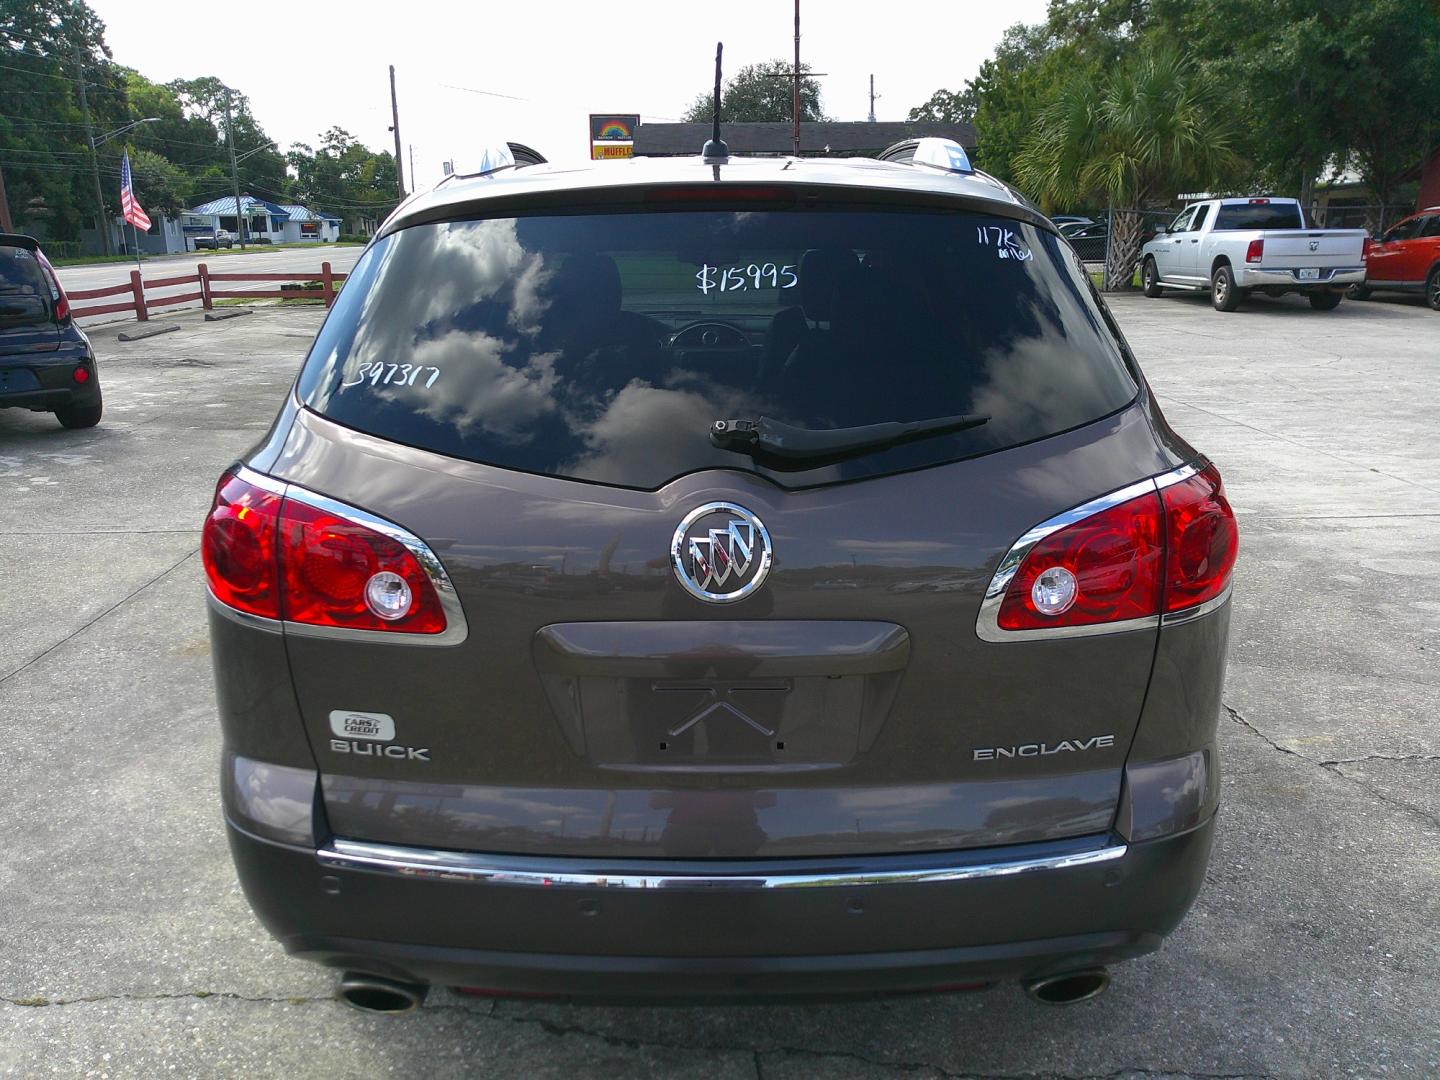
668,321,751,349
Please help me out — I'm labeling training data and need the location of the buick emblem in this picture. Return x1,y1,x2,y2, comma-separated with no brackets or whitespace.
671,502,773,603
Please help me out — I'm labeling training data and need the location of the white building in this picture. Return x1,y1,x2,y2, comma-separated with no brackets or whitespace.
277,205,342,243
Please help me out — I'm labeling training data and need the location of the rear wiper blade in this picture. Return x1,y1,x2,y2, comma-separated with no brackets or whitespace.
710,412,989,462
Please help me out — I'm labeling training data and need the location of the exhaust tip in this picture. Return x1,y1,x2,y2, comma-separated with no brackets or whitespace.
1023,968,1110,1005
337,972,427,1014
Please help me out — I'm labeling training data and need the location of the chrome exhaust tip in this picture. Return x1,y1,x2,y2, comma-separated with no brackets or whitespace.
337,972,428,1014
1023,968,1111,1005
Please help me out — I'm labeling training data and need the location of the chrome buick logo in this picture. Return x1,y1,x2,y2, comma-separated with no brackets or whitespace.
671,502,773,603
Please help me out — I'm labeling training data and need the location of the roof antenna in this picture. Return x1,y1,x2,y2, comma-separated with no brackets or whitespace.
701,42,728,162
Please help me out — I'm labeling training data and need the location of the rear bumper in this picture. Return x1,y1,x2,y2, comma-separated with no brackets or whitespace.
0,348,100,411
226,813,1215,1000
1236,265,1365,289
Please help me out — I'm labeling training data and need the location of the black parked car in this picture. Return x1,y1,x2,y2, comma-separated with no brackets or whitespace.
0,234,102,428
204,139,1237,1010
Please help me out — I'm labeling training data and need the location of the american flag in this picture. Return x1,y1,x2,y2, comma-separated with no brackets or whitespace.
120,150,151,232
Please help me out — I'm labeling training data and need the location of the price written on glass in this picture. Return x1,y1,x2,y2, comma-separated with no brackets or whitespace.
695,263,799,294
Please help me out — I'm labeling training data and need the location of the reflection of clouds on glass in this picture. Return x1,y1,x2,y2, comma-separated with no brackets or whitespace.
425,219,553,336
395,330,559,443
564,380,728,484
968,309,1120,444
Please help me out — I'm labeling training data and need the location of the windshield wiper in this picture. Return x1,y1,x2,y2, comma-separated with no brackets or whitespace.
710,413,990,462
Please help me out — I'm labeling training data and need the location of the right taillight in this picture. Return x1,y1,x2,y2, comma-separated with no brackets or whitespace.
986,464,1238,638
202,469,449,635
1245,238,1264,264
1159,464,1237,613
34,249,71,321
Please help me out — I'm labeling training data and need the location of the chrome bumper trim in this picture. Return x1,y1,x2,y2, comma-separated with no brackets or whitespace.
317,837,1128,890
1236,266,1365,287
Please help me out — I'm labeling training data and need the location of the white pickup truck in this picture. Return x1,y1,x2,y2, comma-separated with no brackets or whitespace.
1139,197,1367,312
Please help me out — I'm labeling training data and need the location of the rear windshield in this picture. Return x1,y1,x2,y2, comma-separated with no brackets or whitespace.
299,208,1137,489
1213,203,1304,230
0,245,53,325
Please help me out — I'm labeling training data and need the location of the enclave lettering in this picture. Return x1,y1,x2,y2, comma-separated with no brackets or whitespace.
972,734,1115,761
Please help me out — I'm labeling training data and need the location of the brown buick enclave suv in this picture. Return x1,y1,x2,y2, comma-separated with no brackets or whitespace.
203,138,1236,1010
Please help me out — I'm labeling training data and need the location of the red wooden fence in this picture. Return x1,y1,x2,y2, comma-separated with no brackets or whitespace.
68,262,347,323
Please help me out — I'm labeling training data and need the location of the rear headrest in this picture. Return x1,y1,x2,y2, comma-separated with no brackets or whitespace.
798,248,859,323
548,254,622,316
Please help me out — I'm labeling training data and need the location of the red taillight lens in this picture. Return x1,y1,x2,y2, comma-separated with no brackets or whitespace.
994,465,1238,633
72,365,90,384
278,499,446,634
204,470,449,634
202,473,282,618
997,491,1164,631
1160,464,1237,613
34,250,70,320
1245,239,1264,263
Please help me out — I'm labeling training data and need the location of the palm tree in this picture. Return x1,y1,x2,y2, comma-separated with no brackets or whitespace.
1017,46,1240,290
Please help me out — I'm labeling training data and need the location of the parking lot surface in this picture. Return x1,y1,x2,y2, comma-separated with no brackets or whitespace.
1,292,1437,1078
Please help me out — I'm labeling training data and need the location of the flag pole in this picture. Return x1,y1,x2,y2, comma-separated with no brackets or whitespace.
127,145,144,279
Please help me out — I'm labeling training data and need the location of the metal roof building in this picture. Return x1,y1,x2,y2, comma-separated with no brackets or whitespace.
632,121,977,158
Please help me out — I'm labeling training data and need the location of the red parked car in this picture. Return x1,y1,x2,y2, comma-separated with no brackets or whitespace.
1352,207,1440,309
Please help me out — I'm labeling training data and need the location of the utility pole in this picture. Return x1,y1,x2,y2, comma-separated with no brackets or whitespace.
73,43,109,255
389,65,406,199
792,0,802,155
868,74,879,122
224,89,246,251
0,166,13,233
409,144,416,192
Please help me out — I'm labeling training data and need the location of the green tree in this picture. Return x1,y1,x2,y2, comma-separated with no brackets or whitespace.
906,86,978,125
125,147,191,217
1153,0,1440,213
167,76,286,199
682,60,826,123
1016,45,1240,289
0,0,120,239
285,128,398,219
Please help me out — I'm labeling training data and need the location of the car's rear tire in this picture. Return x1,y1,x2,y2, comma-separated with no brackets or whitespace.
55,398,102,429
1141,258,1163,298
1426,267,1440,311
1347,283,1372,300
1308,291,1343,311
1211,264,1243,311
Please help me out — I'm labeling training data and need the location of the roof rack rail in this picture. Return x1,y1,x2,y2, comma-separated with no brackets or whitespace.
877,136,973,174
436,141,548,188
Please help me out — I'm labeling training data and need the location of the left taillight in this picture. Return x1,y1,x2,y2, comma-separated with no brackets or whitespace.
1245,239,1264,264
34,250,70,321
203,470,448,635
203,472,283,618
277,499,446,634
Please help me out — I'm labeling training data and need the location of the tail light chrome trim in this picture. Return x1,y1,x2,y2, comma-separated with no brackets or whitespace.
210,464,469,646
976,461,1224,643
318,835,1128,890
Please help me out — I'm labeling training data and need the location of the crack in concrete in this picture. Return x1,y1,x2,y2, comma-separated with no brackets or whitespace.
2,991,319,1008
1222,706,1302,758
0,548,197,686
1318,753,1440,765
1225,705,1440,831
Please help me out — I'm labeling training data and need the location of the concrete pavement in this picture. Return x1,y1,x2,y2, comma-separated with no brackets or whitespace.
0,292,1436,1078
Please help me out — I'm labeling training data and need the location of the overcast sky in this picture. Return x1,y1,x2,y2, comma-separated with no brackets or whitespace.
89,0,1047,190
